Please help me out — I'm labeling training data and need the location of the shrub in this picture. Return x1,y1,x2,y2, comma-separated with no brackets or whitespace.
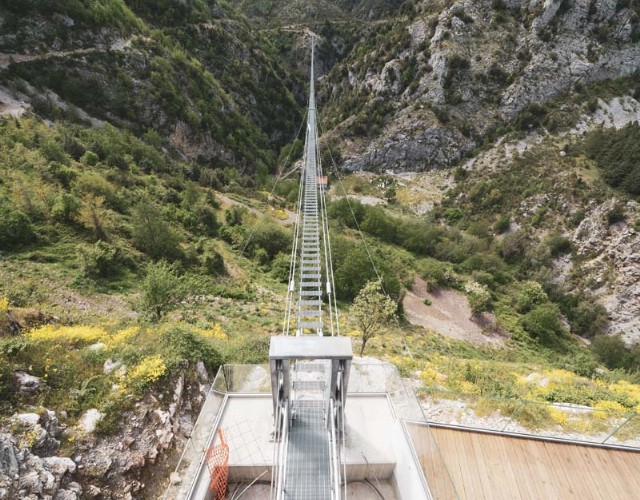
132,202,183,261
494,214,510,234
202,247,225,276
126,355,167,392
0,207,37,248
270,252,291,283
418,258,451,290
77,241,120,278
521,303,566,346
465,281,492,316
570,301,607,338
52,192,81,222
605,203,627,225
584,123,640,196
246,220,290,261
224,205,246,226
592,335,629,370
27,324,108,345
81,151,99,166
138,261,186,321
193,201,219,236
162,327,222,373
547,233,573,256
75,171,122,211
516,281,548,313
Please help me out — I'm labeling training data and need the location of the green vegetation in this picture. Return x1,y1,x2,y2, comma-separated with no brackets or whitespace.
1,0,640,449
584,123,640,196
350,279,397,356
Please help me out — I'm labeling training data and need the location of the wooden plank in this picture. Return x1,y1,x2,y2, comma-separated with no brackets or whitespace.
506,437,544,499
475,430,519,500
416,427,640,500
408,425,457,499
453,431,482,500
468,431,494,500
602,449,640,500
438,429,466,497
556,444,596,498
525,439,563,500
573,445,618,500
493,431,528,500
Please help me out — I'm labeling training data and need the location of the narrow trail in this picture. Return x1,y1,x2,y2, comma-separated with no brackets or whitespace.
216,193,296,226
0,37,135,69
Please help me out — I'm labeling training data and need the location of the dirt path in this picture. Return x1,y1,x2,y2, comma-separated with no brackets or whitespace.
403,277,505,345
0,37,135,69
216,193,296,226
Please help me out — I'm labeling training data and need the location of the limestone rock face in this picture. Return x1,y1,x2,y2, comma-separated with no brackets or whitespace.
0,370,209,499
573,200,640,343
322,0,640,172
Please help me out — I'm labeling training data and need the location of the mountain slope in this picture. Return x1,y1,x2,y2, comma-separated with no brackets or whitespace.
317,0,640,171
0,0,304,172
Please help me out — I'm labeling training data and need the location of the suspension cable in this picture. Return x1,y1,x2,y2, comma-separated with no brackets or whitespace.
239,110,307,261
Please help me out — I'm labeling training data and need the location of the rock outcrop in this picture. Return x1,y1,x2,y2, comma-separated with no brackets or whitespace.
323,0,640,172
573,200,640,343
0,373,207,499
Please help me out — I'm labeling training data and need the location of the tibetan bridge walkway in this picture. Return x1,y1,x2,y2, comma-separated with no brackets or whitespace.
269,39,349,500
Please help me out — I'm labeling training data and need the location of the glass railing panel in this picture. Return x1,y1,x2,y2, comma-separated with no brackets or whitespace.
405,422,460,500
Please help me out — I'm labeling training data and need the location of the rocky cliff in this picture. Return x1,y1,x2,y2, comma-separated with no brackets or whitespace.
318,0,640,172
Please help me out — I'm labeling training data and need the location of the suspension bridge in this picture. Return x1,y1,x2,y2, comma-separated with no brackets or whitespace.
161,38,640,500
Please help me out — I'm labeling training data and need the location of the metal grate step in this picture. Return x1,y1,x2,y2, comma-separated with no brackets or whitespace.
297,310,322,317
296,363,325,373
298,299,322,306
297,321,323,329
293,380,326,391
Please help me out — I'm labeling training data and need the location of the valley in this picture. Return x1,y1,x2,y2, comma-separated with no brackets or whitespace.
1,0,640,498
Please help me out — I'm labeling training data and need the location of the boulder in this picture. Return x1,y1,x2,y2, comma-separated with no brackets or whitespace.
13,372,41,395
78,410,102,434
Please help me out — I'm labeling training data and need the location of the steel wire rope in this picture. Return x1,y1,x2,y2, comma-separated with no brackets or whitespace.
316,120,414,358
238,110,307,260
315,121,341,336
315,121,336,336
283,121,308,336
316,127,340,336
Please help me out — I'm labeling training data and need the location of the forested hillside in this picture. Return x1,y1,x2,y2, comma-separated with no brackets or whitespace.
1,0,640,498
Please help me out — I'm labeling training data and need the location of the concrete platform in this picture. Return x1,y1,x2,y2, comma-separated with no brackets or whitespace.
214,394,399,483
165,361,431,500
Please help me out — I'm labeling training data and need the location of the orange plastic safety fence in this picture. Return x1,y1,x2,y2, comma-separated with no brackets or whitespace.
206,429,229,500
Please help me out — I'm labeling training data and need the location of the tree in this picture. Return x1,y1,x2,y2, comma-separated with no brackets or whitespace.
516,281,548,313
132,201,182,260
0,207,37,248
351,279,396,356
591,335,629,370
521,303,566,346
139,261,186,321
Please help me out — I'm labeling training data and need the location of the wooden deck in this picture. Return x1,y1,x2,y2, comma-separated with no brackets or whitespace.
407,423,640,500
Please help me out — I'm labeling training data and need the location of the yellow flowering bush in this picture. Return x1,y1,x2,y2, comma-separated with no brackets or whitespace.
594,400,627,417
0,297,9,312
420,366,441,385
125,355,166,391
108,326,140,347
193,323,227,340
611,380,640,408
548,407,568,426
27,324,108,344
